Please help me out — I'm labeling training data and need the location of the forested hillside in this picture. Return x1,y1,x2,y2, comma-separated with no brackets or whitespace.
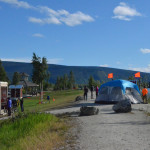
2,61,150,84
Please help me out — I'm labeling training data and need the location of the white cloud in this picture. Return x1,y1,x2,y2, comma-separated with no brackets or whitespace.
0,0,94,26
1,58,31,63
29,16,61,25
47,58,64,64
29,9,94,26
129,64,150,73
38,6,60,16
0,0,34,9
140,48,150,54
60,11,94,26
1,58,64,64
32,33,44,38
112,2,141,21
99,64,109,67
29,17,44,24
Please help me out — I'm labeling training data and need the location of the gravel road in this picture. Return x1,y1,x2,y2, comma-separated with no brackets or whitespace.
49,92,150,150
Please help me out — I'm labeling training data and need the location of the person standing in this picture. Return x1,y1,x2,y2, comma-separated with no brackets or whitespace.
90,85,94,99
47,95,50,103
142,86,148,104
84,86,88,100
7,97,12,116
96,86,99,98
20,97,24,112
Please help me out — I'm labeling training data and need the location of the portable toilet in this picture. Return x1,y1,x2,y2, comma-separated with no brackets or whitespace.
0,82,8,114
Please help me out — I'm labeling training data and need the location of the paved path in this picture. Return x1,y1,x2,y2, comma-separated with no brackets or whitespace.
76,103,150,150
49,92,150,150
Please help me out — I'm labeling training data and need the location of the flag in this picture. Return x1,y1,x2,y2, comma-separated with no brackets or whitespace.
108,73,113,79
134,72,140,78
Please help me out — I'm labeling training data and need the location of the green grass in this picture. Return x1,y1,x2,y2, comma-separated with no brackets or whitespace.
0,113,68,150
23,89,83,113
0,90,83,150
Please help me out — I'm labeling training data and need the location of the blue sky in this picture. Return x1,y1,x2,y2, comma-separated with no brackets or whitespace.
0,0,150,72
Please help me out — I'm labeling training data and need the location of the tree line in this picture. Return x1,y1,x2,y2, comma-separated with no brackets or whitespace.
1,54,150,91
54,71,75,90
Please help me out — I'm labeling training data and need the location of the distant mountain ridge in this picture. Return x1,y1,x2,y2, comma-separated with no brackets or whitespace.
2,61,150,84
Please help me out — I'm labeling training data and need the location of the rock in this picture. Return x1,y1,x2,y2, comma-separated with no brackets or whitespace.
112,99,132,113
75,96,84,102
80,106,99,116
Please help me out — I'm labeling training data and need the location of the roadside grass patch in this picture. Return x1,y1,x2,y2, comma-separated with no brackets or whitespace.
0,113,69,150
0,90,83,149
146,112,150,116
24,90,83,113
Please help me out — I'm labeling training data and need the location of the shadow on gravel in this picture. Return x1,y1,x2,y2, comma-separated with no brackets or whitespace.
56,111,79,118
58,101,101,110
102,112,116,114
98,120,150,125
67,101,115,108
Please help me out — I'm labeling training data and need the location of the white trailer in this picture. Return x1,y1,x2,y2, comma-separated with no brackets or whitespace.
0,82,8,114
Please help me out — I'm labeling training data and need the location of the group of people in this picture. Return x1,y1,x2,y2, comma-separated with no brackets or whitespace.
83,85,149,104
7,97,24,116
84,85,99,100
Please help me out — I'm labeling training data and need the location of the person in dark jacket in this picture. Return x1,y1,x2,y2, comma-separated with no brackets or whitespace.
90,85,94,99
20,98,24,112
84,86,88,100
7,97,12,116
47,95,50,103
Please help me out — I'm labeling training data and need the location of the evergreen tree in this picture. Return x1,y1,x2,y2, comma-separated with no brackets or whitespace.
32,53,50,100
0,60,9,82
60,76,64,90
54,76,60,90
12,72,20,85
68,71,75,89
32,53,50,87
63,74,68,89
88,75,95,88
32,53,41,84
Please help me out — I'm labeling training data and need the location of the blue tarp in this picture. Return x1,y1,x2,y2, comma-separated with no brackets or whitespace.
99,79,140,94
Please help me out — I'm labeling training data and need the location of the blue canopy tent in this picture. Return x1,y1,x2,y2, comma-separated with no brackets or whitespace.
95,80,143,104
